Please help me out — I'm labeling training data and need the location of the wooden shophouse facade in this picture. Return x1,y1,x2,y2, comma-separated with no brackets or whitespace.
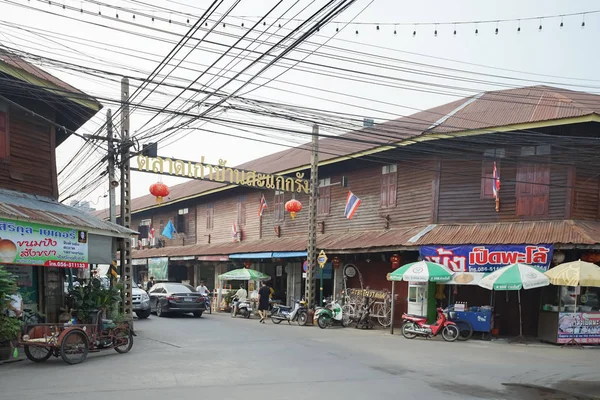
102,86,600,336
0,50,135,322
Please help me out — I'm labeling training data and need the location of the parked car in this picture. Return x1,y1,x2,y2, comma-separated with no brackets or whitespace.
132,280,151,319
149,282,206,318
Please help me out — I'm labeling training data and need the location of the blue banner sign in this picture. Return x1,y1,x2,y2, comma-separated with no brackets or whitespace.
419,245,554,273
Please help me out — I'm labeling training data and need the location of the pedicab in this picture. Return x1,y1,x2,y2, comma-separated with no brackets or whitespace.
17,310,134,365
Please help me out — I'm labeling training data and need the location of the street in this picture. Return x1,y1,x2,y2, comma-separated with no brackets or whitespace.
1,313,599,399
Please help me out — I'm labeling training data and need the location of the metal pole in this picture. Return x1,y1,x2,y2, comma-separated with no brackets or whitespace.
306,124,319,308
107,109,117,225
320,269,324,305
390,281,396,335
119,77,133,323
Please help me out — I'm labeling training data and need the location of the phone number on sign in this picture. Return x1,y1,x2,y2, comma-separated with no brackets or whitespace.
467,266,495,273
44,260,88,269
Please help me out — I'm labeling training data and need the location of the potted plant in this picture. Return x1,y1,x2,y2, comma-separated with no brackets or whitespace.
0,266,22,360
68,278,122,323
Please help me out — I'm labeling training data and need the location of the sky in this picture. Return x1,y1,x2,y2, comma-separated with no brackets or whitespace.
0,0,599,211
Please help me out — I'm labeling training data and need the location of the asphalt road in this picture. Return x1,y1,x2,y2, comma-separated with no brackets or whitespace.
1,312,599,400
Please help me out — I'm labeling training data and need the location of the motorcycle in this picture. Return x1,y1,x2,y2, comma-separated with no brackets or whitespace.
401,308,459,342
231,297,252,319
315,299,350,329
271,299,308,326
203,295,212,314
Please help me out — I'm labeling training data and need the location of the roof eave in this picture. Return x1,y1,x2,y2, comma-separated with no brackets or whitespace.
126,114,600,216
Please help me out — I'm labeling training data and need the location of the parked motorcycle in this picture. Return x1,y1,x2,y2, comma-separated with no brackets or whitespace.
271,299,308,326
315,299,350,329
231,297,252,319
401,308,459,342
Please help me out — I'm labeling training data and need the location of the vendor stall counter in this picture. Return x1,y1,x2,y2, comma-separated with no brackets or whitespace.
538,286,600,344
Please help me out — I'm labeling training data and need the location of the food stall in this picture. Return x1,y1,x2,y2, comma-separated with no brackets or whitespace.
538,285,600,344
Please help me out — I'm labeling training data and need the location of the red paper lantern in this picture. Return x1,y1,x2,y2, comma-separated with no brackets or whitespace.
149,182,169,204
390,254,401,269
331,256,341,269
285,199,303,219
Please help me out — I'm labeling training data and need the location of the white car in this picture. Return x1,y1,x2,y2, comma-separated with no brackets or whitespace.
132,280,151,319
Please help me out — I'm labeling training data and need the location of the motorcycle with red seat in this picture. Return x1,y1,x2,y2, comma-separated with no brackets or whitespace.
401,308,459,342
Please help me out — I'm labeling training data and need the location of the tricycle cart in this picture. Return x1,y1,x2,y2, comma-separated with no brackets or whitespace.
448,305,494,340
18,313,134,365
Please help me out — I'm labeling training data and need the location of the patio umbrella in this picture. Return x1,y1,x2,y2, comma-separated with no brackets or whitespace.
387,261,453,335
544,260,600,287
389,261,454,282
218,268,271,281
544,260,600,347
478,263,550,342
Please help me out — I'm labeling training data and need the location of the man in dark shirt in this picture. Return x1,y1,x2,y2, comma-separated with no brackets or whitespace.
146,276,155,291
258,281,271,323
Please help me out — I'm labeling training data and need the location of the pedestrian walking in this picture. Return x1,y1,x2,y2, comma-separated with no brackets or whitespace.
258,281,271,323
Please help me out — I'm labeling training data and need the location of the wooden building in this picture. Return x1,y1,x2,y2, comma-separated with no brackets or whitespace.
98,86,600,336
0,50,135,322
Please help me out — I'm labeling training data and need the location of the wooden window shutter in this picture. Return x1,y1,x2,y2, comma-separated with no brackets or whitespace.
480,160,495,198
388,171,397,207
380,173,389,207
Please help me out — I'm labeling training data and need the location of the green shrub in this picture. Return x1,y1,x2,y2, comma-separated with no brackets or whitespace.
0,266,22,342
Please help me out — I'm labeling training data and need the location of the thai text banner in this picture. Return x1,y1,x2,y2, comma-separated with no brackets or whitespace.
0,218,88,269
419,244,554,273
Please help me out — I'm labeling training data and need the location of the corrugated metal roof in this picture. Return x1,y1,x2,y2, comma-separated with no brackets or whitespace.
95,85,600,218
415,220,600,245
131,220,600,258
132,226,425,258
0,50,85,96
0,189,136,237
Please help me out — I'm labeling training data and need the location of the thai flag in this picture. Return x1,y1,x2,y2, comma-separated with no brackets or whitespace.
492,162,500,199
344,191,361,220
258,194,267,217
232,221,238,242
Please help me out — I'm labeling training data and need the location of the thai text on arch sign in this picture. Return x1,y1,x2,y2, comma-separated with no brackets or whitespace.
0,218,88,269
419,244,553,273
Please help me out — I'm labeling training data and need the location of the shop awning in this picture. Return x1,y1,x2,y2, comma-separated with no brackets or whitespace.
273,251,307,258
0,188,137,238
229,252,273,259
198,255,230,261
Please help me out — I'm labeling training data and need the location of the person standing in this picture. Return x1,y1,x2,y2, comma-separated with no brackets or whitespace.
146,276,155,291
258,281,271,323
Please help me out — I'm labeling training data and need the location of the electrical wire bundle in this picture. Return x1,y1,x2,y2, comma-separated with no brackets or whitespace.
0,0,598,205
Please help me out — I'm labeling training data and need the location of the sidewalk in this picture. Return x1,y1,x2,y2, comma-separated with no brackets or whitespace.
0,346,26,366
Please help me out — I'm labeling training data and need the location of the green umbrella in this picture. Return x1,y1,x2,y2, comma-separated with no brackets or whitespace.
218,268,271,281
477,263,549,343
478,263,549,291
389,261,454,282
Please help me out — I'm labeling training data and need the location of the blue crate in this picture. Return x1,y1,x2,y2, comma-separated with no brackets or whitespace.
453,310,493,333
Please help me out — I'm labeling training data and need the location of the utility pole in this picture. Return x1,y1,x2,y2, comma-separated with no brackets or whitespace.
306,124,319,308
119,77,133,322
107,109,117,224
107,109,119,290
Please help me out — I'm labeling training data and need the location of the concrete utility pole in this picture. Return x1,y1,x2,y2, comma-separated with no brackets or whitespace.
119,78,133,322
306,124,319,308
107,109,117,225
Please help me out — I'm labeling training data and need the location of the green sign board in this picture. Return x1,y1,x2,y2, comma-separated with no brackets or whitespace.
0,218,88,268
148,257,169,281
